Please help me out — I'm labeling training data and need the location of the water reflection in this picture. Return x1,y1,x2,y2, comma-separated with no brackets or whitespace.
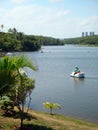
71,77,85,87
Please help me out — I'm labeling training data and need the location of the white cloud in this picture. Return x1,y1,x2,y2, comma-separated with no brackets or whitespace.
91,16,98,23
56,9,70,17
0,5,40,32
1,0,98,38
1,4,70,37
79,16,98,31
10,0,27,4
79,20,88,26
48,0,63,2
0,8,6,17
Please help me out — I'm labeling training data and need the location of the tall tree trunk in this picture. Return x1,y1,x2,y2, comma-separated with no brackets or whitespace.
20,103,24,130
27,92,31,113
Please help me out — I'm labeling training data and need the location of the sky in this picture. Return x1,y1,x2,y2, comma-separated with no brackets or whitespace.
0,0,98,38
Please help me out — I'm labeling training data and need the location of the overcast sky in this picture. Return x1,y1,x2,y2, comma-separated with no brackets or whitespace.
0,0,98,38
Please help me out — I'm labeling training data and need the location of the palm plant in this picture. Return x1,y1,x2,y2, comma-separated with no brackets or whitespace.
12,74,35,130
1,24,4,32
0,96,14,114
0,55,36,129
0,56,16,96
0,55,36,97
43,102,61,115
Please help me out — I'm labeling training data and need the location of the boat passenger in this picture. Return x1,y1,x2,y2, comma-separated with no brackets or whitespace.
74,67,80,75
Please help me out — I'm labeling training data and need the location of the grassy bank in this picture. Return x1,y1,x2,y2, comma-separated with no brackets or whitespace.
0,109,98,130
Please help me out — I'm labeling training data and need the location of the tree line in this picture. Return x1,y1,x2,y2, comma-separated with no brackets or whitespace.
62,35,98,46
1,25,98,52
0,26,64,52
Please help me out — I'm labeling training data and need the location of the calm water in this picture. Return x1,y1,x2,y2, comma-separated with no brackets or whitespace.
23,45,98,123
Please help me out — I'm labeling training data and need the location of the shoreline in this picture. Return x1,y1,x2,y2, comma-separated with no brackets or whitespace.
0,108,98,130
30,108,98,125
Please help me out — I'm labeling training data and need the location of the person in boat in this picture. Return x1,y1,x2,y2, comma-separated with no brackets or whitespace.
74,67,80,75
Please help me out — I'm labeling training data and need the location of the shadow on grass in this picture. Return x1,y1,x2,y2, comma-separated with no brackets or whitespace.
0,125,4,130
2,111,37,121
17,124,53,130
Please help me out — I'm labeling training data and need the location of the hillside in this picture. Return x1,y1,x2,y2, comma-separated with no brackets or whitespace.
62,35,98,46
0,109,98,130
0,31,63,52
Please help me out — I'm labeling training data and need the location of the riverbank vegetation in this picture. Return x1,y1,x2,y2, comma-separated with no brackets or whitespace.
62,35,98,46
0,28,63,52
0,108,98,130
0,25,98,52
0,32,98,53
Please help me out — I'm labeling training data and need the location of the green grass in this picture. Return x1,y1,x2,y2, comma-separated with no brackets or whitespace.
0,109,98,130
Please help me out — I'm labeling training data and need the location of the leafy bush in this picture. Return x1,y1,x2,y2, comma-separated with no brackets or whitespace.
0,96,14,115
43,101,61,115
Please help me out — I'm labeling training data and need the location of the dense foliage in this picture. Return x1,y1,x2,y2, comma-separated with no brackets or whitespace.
62,35,98,46
36,35,64,46
0,25,98,52
0,28,64,52
0,32,41,52
0,55,36,129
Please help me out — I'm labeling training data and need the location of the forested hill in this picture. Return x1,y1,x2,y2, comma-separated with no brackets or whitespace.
0,29,98,52
0,31,64,52
62,35,98,46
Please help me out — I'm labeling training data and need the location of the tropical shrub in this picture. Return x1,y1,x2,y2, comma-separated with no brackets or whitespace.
0,96,14,115
43,101,61,115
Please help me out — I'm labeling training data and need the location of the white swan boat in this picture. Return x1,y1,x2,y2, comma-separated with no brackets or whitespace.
70,67,85,78
70,71,85,78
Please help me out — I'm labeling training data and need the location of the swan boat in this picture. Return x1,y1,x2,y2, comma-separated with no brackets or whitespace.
70,67,85,78
70,71,85,78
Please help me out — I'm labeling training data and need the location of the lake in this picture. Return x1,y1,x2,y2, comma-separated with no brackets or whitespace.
22,45,98,123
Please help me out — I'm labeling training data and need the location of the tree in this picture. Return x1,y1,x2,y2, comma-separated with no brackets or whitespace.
0,55,36,98
0,55,37,129
8,74,35,130
8,28,12,33
0,96,14,115
0,56,17,96
43,102,61,115
1,24,4,32
12,28,17,34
